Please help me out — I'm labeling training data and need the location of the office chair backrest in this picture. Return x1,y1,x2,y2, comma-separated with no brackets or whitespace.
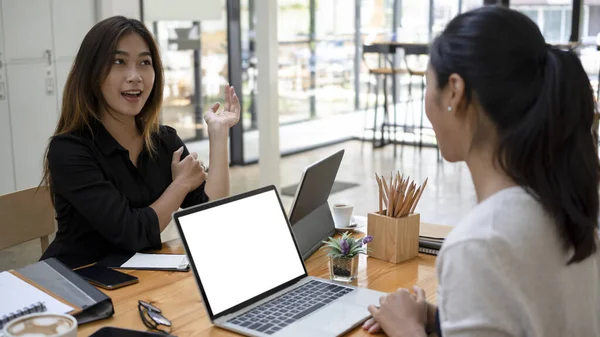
0,187,55,253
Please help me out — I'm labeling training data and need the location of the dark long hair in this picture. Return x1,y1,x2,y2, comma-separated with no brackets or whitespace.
40,16,164,197
430,6,599,264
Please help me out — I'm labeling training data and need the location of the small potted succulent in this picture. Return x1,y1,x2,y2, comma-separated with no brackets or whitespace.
322,232,373,283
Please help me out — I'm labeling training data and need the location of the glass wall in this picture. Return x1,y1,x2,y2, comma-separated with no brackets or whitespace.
147,4,229,143
314,0,356,118
461,0,485,12
277,0,312,124
512,0,600,99
360,0,395,111
362,0,394,41
512,0,573,43
240,0,256,132
432,0,460,38
583,0,600,100
145,0,598,165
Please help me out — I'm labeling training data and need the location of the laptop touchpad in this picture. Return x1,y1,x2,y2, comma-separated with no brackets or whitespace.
295,301,370,336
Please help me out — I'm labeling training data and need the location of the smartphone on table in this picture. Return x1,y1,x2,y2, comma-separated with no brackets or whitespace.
75,264,139,290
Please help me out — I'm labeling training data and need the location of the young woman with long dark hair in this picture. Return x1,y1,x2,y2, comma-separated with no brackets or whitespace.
364,6,600,337
40,16,240,268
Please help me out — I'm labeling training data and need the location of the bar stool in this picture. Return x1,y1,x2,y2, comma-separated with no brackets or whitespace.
402,45,428,147
402,45,440,161
361,44,405,149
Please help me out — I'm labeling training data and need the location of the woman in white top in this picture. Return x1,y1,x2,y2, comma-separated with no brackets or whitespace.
363,6,600,337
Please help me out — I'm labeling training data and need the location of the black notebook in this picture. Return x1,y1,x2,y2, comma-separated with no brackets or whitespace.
419,238,443,256
418,223,452,256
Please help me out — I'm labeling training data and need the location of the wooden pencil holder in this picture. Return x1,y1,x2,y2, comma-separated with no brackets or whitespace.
367,211,420,264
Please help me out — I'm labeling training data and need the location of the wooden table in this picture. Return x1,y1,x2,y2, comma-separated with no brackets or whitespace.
78,226,443,337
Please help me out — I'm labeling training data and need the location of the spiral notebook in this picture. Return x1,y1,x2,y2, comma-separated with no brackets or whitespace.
0,258,114,332
0,271,75,330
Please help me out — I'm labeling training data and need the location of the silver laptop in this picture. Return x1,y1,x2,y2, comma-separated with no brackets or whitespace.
173,186,385,337
288,149,344,260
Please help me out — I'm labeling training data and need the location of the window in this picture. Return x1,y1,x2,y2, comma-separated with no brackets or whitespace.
512,1,573,43
147,5,228,143
461,0,484,13
543,9,563,42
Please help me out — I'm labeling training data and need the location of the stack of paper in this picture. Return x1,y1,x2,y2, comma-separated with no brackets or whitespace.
121,253,189,270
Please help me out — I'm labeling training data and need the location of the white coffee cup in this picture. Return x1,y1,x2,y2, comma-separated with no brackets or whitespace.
332,203,354,228
3,313,77,337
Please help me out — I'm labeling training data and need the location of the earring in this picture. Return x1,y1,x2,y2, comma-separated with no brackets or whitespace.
447,106,452,112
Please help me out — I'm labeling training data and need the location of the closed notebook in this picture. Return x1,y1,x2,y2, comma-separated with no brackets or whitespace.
98,253,189,272
418,222,453,256
418,238,443,256
1,258,114,329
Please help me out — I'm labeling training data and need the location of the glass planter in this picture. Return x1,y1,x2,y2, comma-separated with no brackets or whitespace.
329,256,358,283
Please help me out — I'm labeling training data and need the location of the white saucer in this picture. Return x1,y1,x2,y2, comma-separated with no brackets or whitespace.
334,221,366,232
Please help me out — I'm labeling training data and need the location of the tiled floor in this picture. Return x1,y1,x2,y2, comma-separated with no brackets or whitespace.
0,140,477,271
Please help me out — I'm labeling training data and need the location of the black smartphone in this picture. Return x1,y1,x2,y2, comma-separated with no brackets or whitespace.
90,327,174,337
75,264,139,290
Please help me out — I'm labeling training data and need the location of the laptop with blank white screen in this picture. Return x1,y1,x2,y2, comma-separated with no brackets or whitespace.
172,186,385,337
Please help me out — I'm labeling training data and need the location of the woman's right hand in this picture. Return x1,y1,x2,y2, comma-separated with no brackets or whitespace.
363,286,436,334
171,146,207,192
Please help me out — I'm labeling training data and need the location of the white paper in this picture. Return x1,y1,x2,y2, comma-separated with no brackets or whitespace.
121,253,188,269
0,272,74,317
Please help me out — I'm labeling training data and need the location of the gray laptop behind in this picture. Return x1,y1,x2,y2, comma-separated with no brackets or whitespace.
172,186,385,337
288,149,344,260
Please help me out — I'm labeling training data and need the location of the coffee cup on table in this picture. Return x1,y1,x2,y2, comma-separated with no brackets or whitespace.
332,203,354,228
3,313,77,337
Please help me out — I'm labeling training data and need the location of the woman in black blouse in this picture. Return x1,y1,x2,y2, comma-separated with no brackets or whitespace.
40,16,239,268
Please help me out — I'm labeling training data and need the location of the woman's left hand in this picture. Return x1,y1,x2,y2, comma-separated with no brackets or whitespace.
367,286,428,337
204,85,240,136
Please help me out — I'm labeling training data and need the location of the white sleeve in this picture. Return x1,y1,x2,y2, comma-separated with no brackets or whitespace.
437,240,523,337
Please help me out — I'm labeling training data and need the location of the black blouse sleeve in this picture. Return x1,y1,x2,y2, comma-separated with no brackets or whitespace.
48,135,161,252
167,128,210,209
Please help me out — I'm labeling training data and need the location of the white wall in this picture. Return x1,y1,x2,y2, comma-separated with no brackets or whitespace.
97,0,140,20
0,4,14,195
0,0,96,194
143,0,221,21
0,0,147,195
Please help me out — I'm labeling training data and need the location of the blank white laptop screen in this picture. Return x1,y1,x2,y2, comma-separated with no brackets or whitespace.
177,189,306,316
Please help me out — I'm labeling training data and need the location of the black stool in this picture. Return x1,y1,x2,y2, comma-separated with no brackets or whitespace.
361,44,405,149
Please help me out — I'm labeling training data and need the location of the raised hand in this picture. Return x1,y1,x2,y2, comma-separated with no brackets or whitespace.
204,85,241,136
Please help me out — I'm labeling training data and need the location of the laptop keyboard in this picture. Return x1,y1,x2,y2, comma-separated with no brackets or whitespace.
227,280,354,335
